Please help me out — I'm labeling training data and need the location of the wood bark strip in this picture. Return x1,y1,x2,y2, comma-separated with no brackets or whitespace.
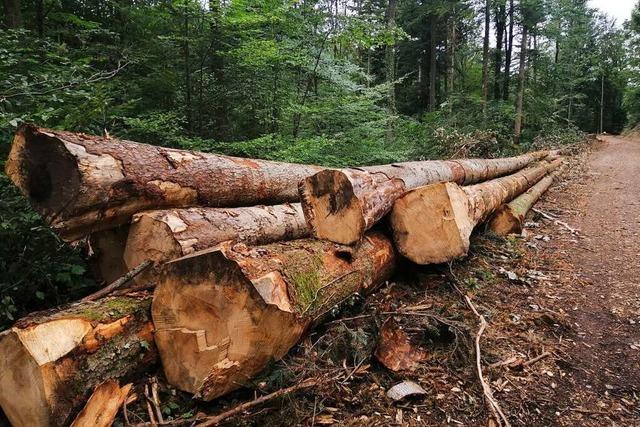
152,232,395,401
487,170,561,236
5,125,322,241
299,150,552,244
123,203,308,271
0,294,156,427
390,159,562,264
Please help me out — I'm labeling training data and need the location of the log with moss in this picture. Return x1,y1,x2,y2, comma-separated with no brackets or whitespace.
152,232,395,401
486,169,561,236
123,203,308,271
0,295,155,427
299,150,553,245
390,158,563,265
5,125,323,241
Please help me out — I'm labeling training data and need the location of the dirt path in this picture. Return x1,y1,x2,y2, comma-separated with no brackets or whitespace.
537,135,640,423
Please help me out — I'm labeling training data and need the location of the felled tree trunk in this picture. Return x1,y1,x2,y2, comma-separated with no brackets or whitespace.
5,125,322,241
299,150,552,244
0,295,156,427
390,159,562,264
152,232,395,401
123,203,308,270
487,170,560,236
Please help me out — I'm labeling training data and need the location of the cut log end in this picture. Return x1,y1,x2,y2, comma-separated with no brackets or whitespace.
390,182,473,265
124,213,183,268
299,170,366,245
152,249,305,401
486,205,523,236
6,124,81,217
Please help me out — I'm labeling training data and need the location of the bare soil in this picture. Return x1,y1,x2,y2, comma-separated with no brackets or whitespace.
117,136,640,426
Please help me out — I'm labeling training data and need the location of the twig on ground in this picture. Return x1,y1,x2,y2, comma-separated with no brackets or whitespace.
143,384,157,426
81,260,153,302
522,351,551,368
341,357,367,384
532,208,581,235
134,377,322,426
150,377,164,423
448,267,511,427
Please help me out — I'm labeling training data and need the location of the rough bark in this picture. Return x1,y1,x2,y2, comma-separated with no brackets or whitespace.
503,0,514,101
2,0,22,28
494,1,506,100
299,150,552,245
5,125,322,241
487,170,560,236
390,158,563,265
514,24,528,144
152,232,395,401
87,225,130,284
123,203,308,270
0,294,156,427
481,0,490,106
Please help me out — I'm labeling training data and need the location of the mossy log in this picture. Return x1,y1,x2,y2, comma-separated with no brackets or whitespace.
0,294,155,427
5,125,322,241
487,170,561,236
123,203,308,271
299,150,552,245
152,232,395,401
390,159,563,264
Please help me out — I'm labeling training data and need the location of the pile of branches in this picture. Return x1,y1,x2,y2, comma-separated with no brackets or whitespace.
0,124,565,427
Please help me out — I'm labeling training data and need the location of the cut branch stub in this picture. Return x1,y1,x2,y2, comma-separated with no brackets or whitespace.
5,125,322,241
152,232,395,401
299,151,552,245
487,169,561,236
390,159,562,264
0,295,156,427
123,203,308,271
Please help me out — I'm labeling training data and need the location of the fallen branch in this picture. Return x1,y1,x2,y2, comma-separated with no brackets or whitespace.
532,208,581,235
134,377,322,426
81,260,153,302
448,269,511,427
521,351,551,368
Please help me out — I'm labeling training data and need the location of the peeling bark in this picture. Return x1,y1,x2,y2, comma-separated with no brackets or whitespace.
487,170,560,236
152,232,395,401
390,159,562,264
5,125,322,241
299,150,552,245
123,203,308,270
0,295,156,427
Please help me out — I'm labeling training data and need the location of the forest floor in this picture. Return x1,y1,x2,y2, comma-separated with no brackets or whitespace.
121,135,640,426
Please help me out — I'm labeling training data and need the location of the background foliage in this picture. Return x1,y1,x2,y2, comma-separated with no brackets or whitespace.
0,0,639,326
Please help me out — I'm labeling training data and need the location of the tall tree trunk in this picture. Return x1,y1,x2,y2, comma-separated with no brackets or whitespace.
183,7,193,132
481,0,490,108
428,15,437,111
494,1,506,99
600,73,605,133
152,233,395,401
5,125,323,240
514,24,528,145
2,0,22,28
385,0,397,113
35,0,44,36
503,0,514,101
390,159,562,265
447,14,456,102
299,150,553,244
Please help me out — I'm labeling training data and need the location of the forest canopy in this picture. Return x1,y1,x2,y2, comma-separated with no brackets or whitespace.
0,0,639,325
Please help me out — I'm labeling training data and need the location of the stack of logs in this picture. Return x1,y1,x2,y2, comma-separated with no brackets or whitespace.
0,124,564,426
